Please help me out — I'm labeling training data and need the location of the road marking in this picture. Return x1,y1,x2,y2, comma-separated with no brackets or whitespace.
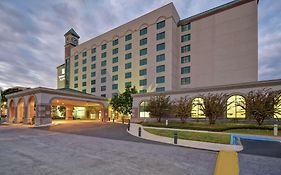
214,150,239,175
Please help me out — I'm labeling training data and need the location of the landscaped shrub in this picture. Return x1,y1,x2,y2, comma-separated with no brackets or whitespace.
146,95,172,122
173,96,192,123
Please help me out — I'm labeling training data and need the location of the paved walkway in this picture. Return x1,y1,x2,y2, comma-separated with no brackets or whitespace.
128,123,243,151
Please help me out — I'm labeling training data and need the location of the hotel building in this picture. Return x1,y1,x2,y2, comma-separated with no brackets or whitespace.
58,0,258,98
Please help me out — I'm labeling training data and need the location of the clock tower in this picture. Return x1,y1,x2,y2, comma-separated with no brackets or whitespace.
64,28,80,88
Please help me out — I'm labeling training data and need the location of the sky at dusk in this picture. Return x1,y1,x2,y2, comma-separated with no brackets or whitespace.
0,0,280,90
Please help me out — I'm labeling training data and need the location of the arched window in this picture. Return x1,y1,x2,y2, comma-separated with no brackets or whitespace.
274,94,281,118
227,95,246,118
139,101,150,118
191,98,205,118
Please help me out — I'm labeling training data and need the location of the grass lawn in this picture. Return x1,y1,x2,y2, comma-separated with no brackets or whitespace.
142,121,281,136
225,129,281,136
144,128,230,144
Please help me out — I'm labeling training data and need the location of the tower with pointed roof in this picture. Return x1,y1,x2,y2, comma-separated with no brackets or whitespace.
64,28,80,88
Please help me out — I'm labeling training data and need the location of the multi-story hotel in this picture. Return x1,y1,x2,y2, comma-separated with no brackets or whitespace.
57,0,258,98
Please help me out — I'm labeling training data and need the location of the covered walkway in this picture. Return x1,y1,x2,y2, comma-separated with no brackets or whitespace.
5,87,109,126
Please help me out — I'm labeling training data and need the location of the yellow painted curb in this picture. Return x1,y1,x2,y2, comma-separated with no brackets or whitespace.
214,150,239,175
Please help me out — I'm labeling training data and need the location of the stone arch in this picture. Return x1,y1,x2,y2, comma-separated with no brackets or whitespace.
112,35,119,41
124,29,133,36
8,99,15,123
138,23,149,30
156,16,167,23
27,95,37,124
100,40,108,46
227,95,246,119
17,97,25,123
139,100,150,118
191,97,205,118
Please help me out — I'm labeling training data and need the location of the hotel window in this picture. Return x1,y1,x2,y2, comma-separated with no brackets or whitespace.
82,89,87,93
181,34,191,42
139,89,147,93
140,27,147,36
75,62,78,67
156,54,165,62
125,34,132,41
140,48,147,56
101,52,107,58
125,53,132,60
112,84,118,90
101,94,106,97
75,55,79,60
82,74,87,79
139,38,147,46
156,76,165,83
101,60,107,67
157,20,165,29
139,69,147,76
139,58,147,66
91,71,96,77
101,69,106,75
125,62,132,69
112,57,118,63
125,72,132,79
156,87,165,92
156,43,165,51
101,43,107,50
139,79,147,86
82,82,87,86
101,77,106,83
181,23,191,32
125,43,132,50
91,63,96,69
91,48,96,54
91,87,96,93
112,66,118,72
101,86,106,91
112,75,118,81
74,83,78,88
181,77,191,85
82,59,87,64
181,45,191,53
82,66,87,72
112,48,118,55
91,79,96,85
74,69,78,74
112,39,118,46
82,51,87,57
112,93,118,97
125,82,132,87
156,32,165,40
156,65,165,73
74,76,78,81
91,56,96,62
181,66,191,74
181,55,191,64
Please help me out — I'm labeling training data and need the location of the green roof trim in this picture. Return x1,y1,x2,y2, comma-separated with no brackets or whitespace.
64,28,80,38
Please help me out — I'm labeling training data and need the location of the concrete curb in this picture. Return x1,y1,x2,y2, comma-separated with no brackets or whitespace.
127,123,243,151
214,151,239,175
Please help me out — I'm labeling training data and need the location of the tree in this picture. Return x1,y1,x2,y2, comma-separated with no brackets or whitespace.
110,86,137,118
173,96,192,123
238,89,281,125
200,93,228,125
146,95,172,122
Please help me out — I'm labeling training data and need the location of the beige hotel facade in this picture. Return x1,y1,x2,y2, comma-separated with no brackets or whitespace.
58,0,258,98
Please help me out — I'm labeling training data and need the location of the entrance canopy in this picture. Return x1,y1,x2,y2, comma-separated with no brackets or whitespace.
5,87,109,126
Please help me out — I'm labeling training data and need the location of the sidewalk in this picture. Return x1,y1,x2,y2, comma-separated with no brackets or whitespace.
127,123,243,151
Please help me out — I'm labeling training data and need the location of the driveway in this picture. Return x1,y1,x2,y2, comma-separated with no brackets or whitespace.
36,120,169,145
0,122,217,175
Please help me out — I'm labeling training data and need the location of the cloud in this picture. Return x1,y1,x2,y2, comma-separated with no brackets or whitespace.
0,0,280,90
